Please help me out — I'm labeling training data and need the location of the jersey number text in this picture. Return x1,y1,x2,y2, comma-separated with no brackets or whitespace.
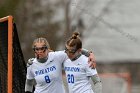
45,75,51,83
67,74,74,83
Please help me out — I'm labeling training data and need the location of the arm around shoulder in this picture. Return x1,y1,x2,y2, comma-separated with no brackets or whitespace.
81,48,91,57
81,49,96,68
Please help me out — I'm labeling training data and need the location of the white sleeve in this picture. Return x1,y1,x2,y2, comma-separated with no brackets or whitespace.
85,64,97,76
54,50,68,63
26,65,34,79
25,79,34,92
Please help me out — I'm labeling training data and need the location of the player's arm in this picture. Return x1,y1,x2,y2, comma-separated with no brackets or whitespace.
91,74,102,93
25,79,34,93
81,48,96,68
57,49,96,69
25,58,34,93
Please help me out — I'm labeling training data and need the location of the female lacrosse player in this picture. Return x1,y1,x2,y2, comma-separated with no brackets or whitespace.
64,32,102,93
25,37,96,93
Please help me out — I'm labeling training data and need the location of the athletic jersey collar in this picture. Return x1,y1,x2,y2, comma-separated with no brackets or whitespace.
71,53,82,61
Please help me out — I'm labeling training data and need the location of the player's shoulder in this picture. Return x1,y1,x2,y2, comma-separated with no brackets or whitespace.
48,51,64,59
81,55,88,60
79,55,88,65
51,50,66,57
54,50,65,54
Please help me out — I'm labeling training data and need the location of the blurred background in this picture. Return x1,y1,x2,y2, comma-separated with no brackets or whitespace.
0,0,140,93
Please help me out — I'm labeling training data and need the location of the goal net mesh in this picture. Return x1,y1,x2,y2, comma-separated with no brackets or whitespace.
0,16,26,93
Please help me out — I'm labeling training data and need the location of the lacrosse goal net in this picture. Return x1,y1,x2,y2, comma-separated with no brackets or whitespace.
0,16,26,93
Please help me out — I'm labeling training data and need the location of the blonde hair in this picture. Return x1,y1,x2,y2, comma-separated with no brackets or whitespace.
32,37,50,49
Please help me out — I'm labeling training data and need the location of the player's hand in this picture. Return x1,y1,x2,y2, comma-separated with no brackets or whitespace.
88,52,96,69
27,58,34,67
